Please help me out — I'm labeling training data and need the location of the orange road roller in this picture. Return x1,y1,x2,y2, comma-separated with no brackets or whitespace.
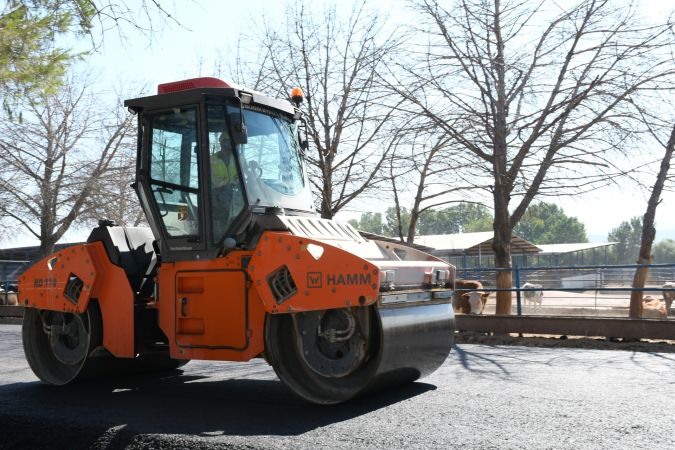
19,78,455,404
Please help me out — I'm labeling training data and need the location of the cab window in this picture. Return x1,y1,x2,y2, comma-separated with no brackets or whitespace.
206,104,245,243
148,108,200,238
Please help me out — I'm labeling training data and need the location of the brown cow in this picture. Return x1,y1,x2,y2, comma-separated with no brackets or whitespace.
641,296,667,319
453,279,489,314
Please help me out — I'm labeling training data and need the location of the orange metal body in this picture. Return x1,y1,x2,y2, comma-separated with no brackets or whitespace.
18,242,135,357
249,232,380,313
156,250,267,361
158,231,379,361
19,231,382,363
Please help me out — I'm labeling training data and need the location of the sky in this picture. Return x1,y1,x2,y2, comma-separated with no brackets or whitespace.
2,0,675,248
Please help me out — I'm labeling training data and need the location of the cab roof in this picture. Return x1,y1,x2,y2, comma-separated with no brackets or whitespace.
124,77,295,116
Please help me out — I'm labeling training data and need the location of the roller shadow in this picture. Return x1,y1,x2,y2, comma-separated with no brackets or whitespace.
0,366,436,449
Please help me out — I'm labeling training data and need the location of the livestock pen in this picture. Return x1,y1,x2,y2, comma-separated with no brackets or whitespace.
453,263,675,340
457,263,675,317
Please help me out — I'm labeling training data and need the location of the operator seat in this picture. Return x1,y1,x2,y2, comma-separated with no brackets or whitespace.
87,222,157,298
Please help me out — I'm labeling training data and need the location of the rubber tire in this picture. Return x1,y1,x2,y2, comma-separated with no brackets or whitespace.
22,304,102,385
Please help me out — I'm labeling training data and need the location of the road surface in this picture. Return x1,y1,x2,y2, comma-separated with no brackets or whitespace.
1,324,674,450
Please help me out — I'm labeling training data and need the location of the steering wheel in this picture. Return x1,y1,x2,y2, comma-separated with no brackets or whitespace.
246,160,263,179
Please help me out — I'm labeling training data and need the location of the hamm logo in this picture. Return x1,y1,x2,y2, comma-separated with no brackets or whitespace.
306,272,372,288
327,273,371,286
307,272,322,288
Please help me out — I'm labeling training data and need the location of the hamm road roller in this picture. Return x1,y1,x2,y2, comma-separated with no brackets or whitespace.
18,77,455,404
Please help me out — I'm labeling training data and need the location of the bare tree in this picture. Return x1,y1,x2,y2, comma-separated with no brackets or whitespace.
241,0,402,218
80,147,146,228
0,74,135,257
630,124,675,317
388,0,675,313
387,122,487,244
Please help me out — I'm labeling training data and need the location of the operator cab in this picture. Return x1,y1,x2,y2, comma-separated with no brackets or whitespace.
125,77,315,262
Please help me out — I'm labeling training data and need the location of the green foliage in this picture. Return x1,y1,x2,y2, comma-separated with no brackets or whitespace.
0,1,96,105
348,212,385,235
350,202,592,246
652,239,675,263
350,203,493,239
417,203,492,235
464,215,493,232
514,202,588,244
384,207,410,238
607,216,643,264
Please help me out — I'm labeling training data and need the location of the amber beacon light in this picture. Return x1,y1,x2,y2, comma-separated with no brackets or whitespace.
291,87,304,106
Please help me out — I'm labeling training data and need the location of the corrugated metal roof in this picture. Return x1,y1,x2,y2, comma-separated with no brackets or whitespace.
357,231,433,251
537,242,617,255
414,232,541,255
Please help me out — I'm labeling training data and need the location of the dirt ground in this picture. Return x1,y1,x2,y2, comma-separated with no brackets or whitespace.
455,330,675,352
481,289,673,317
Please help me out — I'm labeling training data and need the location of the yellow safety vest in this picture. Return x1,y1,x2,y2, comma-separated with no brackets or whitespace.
211,154,238,187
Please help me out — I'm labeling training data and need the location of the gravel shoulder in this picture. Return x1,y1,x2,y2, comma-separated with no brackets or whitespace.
455,331,675,352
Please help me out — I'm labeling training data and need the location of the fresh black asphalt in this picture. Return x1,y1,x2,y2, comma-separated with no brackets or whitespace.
1,324,674,449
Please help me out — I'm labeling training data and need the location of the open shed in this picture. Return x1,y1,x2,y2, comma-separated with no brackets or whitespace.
414,231,541,269
534,242,617,267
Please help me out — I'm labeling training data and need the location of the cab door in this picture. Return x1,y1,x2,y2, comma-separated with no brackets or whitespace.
174,270,248,349
137,106,207,262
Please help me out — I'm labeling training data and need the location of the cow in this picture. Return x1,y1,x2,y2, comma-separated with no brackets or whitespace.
662,282,674,315
0,288,18,306
521,282,544,308
453,279,489,314
641,295,667,319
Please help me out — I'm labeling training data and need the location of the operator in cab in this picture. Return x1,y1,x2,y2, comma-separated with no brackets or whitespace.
209,130,243,242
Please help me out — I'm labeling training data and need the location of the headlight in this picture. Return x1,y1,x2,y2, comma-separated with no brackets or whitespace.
379,270,396,291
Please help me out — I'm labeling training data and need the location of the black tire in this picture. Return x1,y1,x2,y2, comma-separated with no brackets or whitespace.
22,303,102,385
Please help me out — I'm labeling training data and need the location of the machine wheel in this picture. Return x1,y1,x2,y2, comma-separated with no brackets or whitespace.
22,304,102,385
264,307,380,404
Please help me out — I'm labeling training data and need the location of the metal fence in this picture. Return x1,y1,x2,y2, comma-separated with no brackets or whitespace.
2,263,674,317
456,263,675,318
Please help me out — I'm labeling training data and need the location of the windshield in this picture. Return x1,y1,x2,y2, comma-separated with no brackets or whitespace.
235,106,314,211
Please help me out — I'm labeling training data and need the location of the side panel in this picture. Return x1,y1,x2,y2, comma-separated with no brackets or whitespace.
175,270,247,349
87,244,135,358
248,232,380,313
157,253,266,361
19,243,135,358
19,245,95,314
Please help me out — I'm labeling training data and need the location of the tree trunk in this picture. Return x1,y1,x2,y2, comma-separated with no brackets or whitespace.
39,236,57,259
406,209,419,245
629,124,675,318
493,226,513,315
320,183,333,219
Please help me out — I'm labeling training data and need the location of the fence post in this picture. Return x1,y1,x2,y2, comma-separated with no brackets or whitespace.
515,266,522,316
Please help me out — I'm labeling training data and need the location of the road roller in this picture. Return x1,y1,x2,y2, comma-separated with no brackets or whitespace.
18,77,455,404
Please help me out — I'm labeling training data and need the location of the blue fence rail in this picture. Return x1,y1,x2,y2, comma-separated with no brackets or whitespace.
3,264,675,316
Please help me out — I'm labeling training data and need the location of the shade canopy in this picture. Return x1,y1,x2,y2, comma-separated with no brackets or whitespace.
414,232,541,256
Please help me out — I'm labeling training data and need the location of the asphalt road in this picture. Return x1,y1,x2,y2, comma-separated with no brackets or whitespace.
1,324,674,450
